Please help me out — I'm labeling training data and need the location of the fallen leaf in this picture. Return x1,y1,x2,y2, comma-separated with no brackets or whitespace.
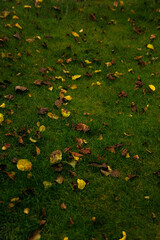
43,181,53,189
61,108,70,117
50,150,62,164
72,75,81,80
60,202,66,209
15,86,28,92
148,84,155,91
90,13,96,21
28,230,41,240
55,98,63,108
29,137,37,143
77,179,86,190
17,159,32,171
119,231,127,240
36,146,40,155
121,148,128,156
55,175,64,184
14,23,22,29
38,108,48,115
106,146,115,153
48,112,59,119
118,91,128,98
147,44,154,50
24,208,30,214
0,113,4,124
72,32,79,38
75,123,90,133
79,148,91,154
39,125,46,132
4,94,14,100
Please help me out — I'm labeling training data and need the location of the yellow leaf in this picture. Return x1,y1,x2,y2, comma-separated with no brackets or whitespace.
85,60,92,64
37,122,40,127
24,208,30,214
77,179,86,190
72,31,79,38
24,5,32,8
17,159,32,171
64,237,69,240
11,197,19,202
148,84,156,91
0,103,5,108
43,181,53,189
126,153,130,158
119,231,127,240
61,108,70,118
105,62,112,67
128,68,133,72
125,177,130,181
48,86,53,91
64,95,72,101
48,112,59,119
94,70,101,73
71,84,77,89
144,196,150,199
36,146,41,155
96,81,101,86
50,150,62,164
28,93,32,97
34,36,41,40
29,137,37,143
39,125,46,132
147,44,154,50
124,132,131,136
27,172,32,178
119,1,124,6
72,75,81,80
12,15,19,19
131,9,135,14
14,23,22,29
5,24,12,28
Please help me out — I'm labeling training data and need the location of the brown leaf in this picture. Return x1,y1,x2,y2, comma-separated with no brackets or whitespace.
66,58,72,63
107,74,115,80
68,170,77,177
51,163,63,172
131,102,137,112
13,33,21,40
79,148,91,154
118,91,128,98
113,0,118,7
15,86,28,92
106,146,115,153
26,39,35,43
38,108,49,115
53,6,61,11
75,123,90,133
60,202,66,210
150,34,156,40
50,150,62,164
127,174,138,180
85,72,92,78
76,137,83,148
90,13,96,21
110,169,121,178
89,162,108,169
18,136,24,144
34,79,43,86
70,151,83,157
55,175,64,184
69,217,74,225
121,148,128,156
39,68,47,73
63,147,72,153
135,79,143,89
5,94,14,100
5,171,15,181
42,42,48,48
55,98,63,108
42,81,52,86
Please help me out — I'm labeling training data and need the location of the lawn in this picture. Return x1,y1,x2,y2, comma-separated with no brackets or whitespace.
0,0,160,239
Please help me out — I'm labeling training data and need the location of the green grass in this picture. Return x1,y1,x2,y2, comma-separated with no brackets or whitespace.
0,0,160,239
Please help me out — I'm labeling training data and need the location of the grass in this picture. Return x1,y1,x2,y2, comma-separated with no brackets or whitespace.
0,0,160,239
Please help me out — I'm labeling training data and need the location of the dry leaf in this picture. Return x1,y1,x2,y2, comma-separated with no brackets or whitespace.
50,150,62,164
38,108,48,115
17,159,32,171
75,123,90,133
48,112,59,119
55,175,64,184
72,32,79,38
60,202,67,210
72,75,81,80
15,86,28,92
